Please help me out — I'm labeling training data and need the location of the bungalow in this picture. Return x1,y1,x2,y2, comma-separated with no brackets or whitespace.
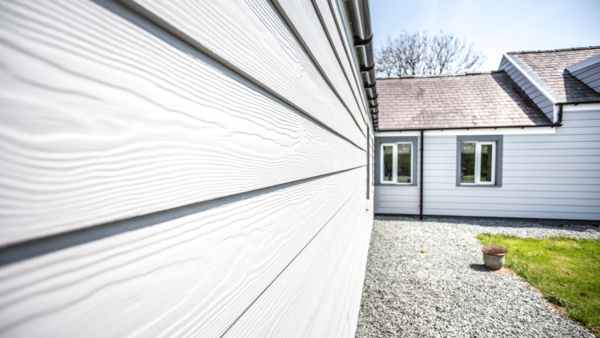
374,46,600,221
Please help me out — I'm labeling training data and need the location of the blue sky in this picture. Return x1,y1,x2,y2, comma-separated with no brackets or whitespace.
370,0,600,71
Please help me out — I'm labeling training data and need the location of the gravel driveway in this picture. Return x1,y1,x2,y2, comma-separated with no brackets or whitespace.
356,216,599,338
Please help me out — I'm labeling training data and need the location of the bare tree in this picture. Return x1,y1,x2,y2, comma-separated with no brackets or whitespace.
375,31,487,77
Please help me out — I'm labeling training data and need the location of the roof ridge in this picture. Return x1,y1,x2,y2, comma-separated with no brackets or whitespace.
376,70,503,80
507,46,600,55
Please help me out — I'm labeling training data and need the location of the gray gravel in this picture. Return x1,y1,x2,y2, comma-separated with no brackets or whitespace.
356,216,599,338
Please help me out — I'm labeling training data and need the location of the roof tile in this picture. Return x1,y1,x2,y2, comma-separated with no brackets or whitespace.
508,47,600,102
376,71,552,130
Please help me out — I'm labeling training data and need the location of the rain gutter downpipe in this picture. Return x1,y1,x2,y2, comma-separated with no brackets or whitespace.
419,129,424,220
344,0,379,130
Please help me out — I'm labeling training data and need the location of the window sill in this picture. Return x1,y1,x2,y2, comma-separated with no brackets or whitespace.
456,184,501,187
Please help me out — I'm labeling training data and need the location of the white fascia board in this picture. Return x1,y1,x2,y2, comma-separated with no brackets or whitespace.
565,53,600,73
375,131,420,137
375,127,556,137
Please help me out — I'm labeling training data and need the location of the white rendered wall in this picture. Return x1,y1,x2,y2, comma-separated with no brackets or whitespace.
0,0,374,336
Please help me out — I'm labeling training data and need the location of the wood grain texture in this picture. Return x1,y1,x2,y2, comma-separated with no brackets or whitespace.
317,0,368,105
273,0,368,130
224,189,372,338
310,0,369,122
0,169,366,337
123,0,367,147
0,0,365,246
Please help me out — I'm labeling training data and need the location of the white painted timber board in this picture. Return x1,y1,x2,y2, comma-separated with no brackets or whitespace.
0,0,364,246
224,189,372,337
311,0,368,117
0,169,364,337
273,0,368,129
123,0,366,147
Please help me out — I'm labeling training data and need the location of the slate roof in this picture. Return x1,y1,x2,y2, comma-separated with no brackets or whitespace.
508,46,600,103
376,71,552,130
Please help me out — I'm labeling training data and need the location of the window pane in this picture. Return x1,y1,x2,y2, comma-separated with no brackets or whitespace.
383,145,393,182
480,144,493,182
460,142,475,183
397,144,411,183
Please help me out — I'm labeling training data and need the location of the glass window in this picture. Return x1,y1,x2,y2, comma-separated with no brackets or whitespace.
480,144,493,183
397,143,412,183
460,142,475,184
460,141,496,185
383,145,393,182
381,142,413,185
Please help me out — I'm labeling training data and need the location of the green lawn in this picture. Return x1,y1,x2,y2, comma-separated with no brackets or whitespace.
476,233,600,336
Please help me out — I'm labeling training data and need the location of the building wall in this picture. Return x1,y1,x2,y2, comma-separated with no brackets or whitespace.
375,106,600,220
0,0,373,336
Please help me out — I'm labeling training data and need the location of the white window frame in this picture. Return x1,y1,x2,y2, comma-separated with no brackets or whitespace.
380,142,413,185
460,141,496,186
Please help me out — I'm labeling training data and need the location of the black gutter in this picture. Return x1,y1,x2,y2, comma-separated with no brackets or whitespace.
419,130,424,220
555,100,600,105
377,124,557,133
553,100,600,125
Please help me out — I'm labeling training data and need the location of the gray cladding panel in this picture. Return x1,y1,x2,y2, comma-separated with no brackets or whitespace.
375,110,600,220
500,55,555,120
572,63,600,93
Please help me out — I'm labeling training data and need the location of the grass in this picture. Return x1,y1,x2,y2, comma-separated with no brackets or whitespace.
477,233,600,336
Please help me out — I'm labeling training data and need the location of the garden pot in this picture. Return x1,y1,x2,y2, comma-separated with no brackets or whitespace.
483,253,505,270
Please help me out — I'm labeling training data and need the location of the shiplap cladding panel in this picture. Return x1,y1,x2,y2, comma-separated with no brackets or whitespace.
124,0,367,145
571,62,600,93
312,0,368,117
375,111,600,220
0,0,374,337
224,188,372,337
0,170,369,337
374,138,421,215
0,0,366,245
500,56,555,120
272,0,368,129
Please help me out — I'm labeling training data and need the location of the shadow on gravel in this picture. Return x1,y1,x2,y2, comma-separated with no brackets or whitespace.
375,215,600,233
469,263,492,272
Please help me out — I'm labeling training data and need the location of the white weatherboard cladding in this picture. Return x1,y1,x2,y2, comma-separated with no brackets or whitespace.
272,0,368,127
375,108,600,220
0,0,365,246
123,0,367,145
0,170,370,337
499,56,555,121
0,0,374,337
571,62,600,94
224,188,372,337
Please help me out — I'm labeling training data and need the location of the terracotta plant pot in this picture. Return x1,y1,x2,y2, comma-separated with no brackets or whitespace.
483,253,505,270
